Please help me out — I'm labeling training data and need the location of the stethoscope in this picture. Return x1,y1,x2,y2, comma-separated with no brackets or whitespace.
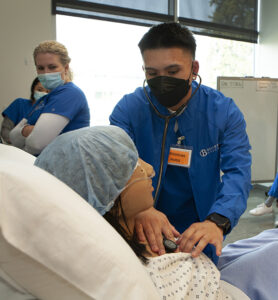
143,74,202,205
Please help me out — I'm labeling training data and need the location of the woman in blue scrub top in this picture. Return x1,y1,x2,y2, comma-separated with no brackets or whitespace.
1,77,48,144
9,40,90,155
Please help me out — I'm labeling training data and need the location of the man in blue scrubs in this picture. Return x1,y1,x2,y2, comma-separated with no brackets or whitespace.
110,22,252,263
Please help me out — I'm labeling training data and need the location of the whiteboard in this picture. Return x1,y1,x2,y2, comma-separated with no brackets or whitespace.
217,77,278,182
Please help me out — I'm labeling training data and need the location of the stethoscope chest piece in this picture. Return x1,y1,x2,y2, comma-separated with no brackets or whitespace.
163,236,178,253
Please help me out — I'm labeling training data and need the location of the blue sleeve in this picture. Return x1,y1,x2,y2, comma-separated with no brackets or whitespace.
43,84,87,121
218,229,278,300
2,98,31,124
268,173,278,198
109,96,135,142
209,100,252,231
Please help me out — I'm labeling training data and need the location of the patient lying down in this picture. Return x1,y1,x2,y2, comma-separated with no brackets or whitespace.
35,126,278,300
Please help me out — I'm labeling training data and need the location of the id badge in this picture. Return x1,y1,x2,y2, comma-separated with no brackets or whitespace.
168,145,192,168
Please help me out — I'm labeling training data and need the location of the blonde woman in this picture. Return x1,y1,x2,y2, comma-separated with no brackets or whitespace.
9,40,90,155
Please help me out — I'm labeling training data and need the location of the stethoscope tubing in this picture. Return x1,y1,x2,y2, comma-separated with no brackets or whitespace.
143,75,202,205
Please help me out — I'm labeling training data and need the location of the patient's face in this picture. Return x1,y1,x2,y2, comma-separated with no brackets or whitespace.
120,158,155,219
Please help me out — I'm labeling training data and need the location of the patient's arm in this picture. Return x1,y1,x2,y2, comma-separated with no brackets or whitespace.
134,207,180,255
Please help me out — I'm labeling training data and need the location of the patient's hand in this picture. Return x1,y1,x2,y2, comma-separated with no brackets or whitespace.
134,207,180,255
176,220,224,257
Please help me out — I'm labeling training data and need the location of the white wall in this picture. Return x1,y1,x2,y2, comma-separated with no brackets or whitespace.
0,0,55,122
255,0,278,77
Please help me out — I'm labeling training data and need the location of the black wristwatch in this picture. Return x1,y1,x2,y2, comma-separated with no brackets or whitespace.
205,213,231,235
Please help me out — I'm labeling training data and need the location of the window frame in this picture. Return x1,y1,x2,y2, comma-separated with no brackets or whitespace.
52,0,258,43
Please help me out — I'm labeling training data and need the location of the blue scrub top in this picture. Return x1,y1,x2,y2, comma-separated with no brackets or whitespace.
2,98,33,125
27,82,90,133
156,126,198,234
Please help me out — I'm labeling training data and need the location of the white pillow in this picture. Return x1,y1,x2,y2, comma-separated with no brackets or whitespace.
0,161,159,300
0,144,35,164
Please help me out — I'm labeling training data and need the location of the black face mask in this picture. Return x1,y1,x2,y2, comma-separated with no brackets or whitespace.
147,76,191,108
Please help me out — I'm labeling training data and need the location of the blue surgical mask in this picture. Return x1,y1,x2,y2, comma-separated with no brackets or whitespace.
38,72,65,90
33,91,48,101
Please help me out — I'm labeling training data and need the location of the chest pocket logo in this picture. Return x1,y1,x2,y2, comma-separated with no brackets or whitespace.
34,101,45,111
200,144,219,157
200,149,208,157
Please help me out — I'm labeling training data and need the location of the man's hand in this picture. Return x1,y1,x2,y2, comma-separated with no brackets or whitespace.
134,207,180,255
22,125,34,137
176,220,224,257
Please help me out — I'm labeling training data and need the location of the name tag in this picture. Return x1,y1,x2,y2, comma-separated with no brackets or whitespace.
168,146,192,168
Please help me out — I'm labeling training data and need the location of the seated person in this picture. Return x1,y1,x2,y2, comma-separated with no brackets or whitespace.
1,77,48,144
9,40,90,155
36,126,278,300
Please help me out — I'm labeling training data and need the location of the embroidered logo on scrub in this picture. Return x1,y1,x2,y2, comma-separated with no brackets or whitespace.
200,144,219,157
34,101,45,111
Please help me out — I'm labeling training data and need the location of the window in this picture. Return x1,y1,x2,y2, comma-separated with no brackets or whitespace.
195,35,255,88
179,0,258,42
57,15,254,125
53,0,258,43
57,16,147,125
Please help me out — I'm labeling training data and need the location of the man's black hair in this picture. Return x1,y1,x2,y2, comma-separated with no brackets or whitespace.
138,22,196,59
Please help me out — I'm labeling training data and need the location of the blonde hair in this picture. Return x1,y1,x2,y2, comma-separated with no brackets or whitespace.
33,40,73,81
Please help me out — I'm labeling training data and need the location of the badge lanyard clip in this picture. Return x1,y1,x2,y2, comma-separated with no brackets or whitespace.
177,136,185,146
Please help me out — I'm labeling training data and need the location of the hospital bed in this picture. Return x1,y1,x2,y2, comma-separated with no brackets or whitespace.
0,144,249,300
